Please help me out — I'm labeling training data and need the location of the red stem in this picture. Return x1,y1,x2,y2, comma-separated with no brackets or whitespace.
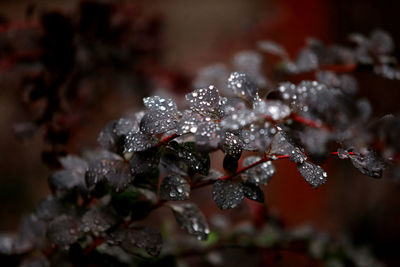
291,113,331,131
155,133,179,147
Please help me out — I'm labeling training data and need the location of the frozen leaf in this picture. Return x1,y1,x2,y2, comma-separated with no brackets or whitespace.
186,85,220,116
47,215,81,247
122,227,162,257
212,180,244,210
242,182,264,203
79,208,118,235
270,131,307,164
220,132,243,159
160,174,190,201
227,72,260,102
297,161,328,188
195,120,221,152
242,156,275,185
123,131,158,154
253,100,291,121
170,203,210,241
349,150,386,178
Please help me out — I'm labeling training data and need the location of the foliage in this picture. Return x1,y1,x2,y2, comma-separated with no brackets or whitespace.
1,27,400,266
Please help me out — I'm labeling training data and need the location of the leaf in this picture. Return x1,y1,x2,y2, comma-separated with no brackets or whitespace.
195,120,221,152
36,196,65,221
20,255,50,267
166,142,211,176
294,48,319,73
160,174,190,201
85,157,133,192
130,147,161,175
257,40,288,58
186,85,220,116
270,131,307,164
212,180,244,210
79,208,118,235
220,131,243,159
223,154,239,174
242,182,264,203
227,72,259,102
176,110,201,135
123,131,158,154
253,100,291,121
18,214,47,250
349,150,386,178
170,203,210,241
220,109,259,130
140,96,179,135
242,156,275,185
47,215,81,247
122,227,163,257
111,186,140,217
297,161,328,188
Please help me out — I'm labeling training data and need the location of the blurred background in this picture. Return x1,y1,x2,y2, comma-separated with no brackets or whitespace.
1,0,400,266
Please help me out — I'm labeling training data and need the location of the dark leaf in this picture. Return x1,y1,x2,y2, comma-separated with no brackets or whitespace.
349,150,386,178
270,131,307,164
242,156,275,185
212,180,244,210
176,110,201,135
123,131,158,154
227,72,259,102
170,203,210,240
195,121,221,152
242,182,264,203
20,255,50,267
160,174,190,201
36,196,66,221
186,85,220,116
19,214,47,250
130,147,161,175
85,157,133,192
47,215,81,246
79,208,118,235
122,227,163,257
220,131,243,159
111,187,139,217
297,161,328,188
223,154,239,174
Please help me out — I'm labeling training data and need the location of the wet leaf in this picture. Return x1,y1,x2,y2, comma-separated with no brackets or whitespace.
195,120,221,152
242,182,264,203
297,161,328,188
270,131,307,164
220,132,243,159
130,147,161,175
36,196,66,221
123,131,158,154
227,72,260,103
253,100,291,121
212,180,244,210
242,156,275,185
140,96,179,135
160,174,190,201
186,85,220,116
176,110,201,135
170,203,210,240
85,157,133,192
122,227,163,257
349,150,386,178
47,215,81,247
79,208,118,235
